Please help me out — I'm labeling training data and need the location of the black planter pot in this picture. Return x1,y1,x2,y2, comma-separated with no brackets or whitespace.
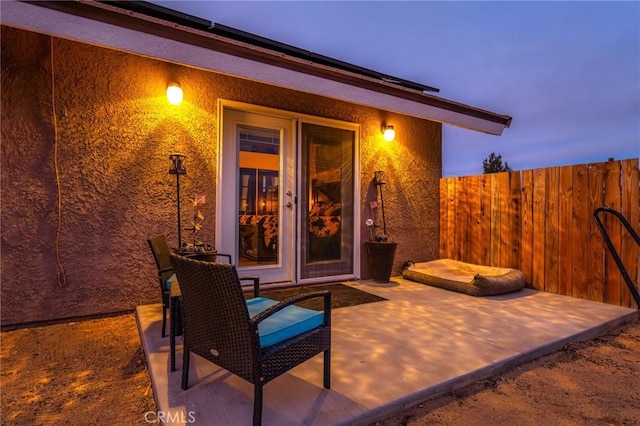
365,241,398,283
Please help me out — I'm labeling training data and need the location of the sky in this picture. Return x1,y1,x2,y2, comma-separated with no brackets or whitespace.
154,1,639,177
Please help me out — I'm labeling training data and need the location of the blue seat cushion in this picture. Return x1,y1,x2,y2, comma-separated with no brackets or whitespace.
245,297,278,317
166,274,177,291
245,297,325,348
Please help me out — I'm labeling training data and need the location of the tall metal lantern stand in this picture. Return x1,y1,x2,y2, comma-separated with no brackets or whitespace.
373,170,387,239
366,170,397,282
169,154,186,249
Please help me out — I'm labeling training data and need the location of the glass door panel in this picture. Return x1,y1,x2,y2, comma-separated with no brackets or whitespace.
299,123,355,279
238,126,280,266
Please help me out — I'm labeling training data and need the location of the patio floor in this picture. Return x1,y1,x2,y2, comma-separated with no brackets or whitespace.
136,277,638,425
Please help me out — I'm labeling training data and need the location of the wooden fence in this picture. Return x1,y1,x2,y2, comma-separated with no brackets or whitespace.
440,158,639,308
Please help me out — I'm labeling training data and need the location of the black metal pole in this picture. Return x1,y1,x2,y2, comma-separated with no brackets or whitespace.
169,153,186,250
379,183,387,236
593,206,640,308
176,173,182,249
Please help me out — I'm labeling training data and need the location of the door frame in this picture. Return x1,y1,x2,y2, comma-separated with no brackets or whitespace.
216,99,361,284
296,118,361,284
217,104,295,284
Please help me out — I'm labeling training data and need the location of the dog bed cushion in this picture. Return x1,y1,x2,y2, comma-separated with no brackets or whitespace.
402,258,525,296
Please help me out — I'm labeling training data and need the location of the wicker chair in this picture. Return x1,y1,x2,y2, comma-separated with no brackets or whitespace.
147,235,175,337
146,235,234,337
169,253,331,426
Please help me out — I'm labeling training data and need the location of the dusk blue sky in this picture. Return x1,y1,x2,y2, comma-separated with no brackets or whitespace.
155,1,639,177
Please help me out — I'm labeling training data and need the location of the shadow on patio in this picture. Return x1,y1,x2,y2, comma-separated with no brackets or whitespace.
136,277,638,425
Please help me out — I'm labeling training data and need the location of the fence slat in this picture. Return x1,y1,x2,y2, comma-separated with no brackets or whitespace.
455,176,470,262
498,172,512,267
508,171,522,268
545,167,560,294
463,177,473,262
532,168,546,290
448,178,456,259
480,174,492,266
439,178,447,259
571,164,589,299
520,170,534,286
587,163,605,302
603,160,622,305
620,158,639,308
558,165,573,296
490,174,501,266
469,175,482,264
443,178,456,259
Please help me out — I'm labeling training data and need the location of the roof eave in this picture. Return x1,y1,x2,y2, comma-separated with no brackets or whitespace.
2,0,512,135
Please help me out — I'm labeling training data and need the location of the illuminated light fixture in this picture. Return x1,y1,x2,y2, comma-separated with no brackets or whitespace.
166,82,183,105
382,124,395,142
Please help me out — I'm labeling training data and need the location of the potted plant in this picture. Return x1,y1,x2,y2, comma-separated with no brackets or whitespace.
365,171,397,283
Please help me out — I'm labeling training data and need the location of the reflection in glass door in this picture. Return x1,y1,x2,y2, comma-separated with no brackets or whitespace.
237,127,280,266
299,122,355,280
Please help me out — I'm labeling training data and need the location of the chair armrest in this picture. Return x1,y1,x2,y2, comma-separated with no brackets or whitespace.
239,276,260,297
252,291,331,325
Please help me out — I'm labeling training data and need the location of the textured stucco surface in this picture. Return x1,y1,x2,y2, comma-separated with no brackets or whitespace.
1,26,441,325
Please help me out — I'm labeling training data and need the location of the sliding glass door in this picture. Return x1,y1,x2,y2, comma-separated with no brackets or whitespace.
298,122,356,280
218,101,358,284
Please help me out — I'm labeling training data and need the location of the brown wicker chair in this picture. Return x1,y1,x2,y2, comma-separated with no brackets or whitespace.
147,235,235,337
169,253,331,426
147,235,175,337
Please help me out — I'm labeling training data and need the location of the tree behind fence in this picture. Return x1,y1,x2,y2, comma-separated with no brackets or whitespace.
440,158,639,308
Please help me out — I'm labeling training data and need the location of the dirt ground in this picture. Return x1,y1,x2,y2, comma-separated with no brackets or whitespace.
1,314,639,425
1,314,155,425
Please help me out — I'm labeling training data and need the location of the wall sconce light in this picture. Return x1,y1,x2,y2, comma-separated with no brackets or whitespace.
166,82,183,105
382,124,395,142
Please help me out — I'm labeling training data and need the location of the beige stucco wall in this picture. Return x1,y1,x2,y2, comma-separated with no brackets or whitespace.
0,26,442,326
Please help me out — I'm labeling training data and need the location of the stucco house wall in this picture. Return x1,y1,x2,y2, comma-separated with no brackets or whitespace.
1,26,441,326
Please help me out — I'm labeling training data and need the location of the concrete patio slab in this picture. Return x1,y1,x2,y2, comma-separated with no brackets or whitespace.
136,277,638,425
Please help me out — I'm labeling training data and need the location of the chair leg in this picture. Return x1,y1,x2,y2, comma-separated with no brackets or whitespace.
323,349,331,389
161,307,167,337
170,311,176,372
170,297,179,372
253,383,263,426
181,350,190,390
